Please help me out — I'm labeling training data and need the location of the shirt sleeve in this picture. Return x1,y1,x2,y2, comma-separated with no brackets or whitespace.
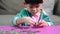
43,16,54,26
41,9,54,26
12,13,22,25
11,8,29,26
11,9,25,25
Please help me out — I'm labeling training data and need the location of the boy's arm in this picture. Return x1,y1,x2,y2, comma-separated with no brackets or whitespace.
12,17,25,26
43,15,54,26
12,9,26,26
12,14,23,26
41,10,54,26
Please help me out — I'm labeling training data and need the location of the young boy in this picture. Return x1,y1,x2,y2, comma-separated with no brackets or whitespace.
12,0,54,27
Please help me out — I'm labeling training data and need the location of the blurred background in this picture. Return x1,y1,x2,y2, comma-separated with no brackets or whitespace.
0,0,60,26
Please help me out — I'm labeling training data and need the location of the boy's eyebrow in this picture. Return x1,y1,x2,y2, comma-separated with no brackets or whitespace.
29,4,40,6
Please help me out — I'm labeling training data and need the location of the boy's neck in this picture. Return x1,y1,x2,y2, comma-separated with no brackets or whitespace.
32,10,41,17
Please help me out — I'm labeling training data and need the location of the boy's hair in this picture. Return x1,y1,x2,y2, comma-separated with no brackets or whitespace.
24,0,43,4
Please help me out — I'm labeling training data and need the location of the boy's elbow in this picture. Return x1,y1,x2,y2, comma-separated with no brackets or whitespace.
47,22,54,26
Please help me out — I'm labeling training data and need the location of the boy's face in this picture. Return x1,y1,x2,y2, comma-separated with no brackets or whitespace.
24,3,43,15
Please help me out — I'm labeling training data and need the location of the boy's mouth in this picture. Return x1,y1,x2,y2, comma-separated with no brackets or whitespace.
31,11,37,14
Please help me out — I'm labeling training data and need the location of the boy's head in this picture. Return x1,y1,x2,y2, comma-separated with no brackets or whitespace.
24,0,43,15
24,0,43,4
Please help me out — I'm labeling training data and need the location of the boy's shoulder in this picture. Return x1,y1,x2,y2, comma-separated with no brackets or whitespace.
19,8,28,13
17,8,28,14
41,9,48,15
17,8,31,16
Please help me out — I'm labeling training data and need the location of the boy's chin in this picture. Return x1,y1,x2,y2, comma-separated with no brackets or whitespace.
31,12,37,15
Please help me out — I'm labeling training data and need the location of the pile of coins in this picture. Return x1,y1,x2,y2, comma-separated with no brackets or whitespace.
0,29,21,34
0,28,39,34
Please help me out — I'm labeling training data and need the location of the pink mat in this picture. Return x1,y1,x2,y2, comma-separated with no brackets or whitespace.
0,26,60,34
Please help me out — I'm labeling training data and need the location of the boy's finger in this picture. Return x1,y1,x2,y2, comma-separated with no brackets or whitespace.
28,21,35,25
30,19,36,23
31,21,36,25
39,24,43,26
38,20,42,23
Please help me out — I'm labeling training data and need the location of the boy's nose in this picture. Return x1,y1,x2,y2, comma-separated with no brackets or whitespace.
32,8,37,11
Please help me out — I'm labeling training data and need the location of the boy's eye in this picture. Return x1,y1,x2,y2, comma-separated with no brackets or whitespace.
36,6,39,8
29,6,39,8
30,6,33,8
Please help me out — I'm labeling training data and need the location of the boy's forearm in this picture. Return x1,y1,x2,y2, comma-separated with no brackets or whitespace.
15,18,24,26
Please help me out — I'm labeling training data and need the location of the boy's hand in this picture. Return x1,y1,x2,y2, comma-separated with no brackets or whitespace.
23,17,36,25
35,20,49,26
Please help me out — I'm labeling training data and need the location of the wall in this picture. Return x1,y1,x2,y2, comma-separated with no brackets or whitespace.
53,0,60,16
0,0,55,15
